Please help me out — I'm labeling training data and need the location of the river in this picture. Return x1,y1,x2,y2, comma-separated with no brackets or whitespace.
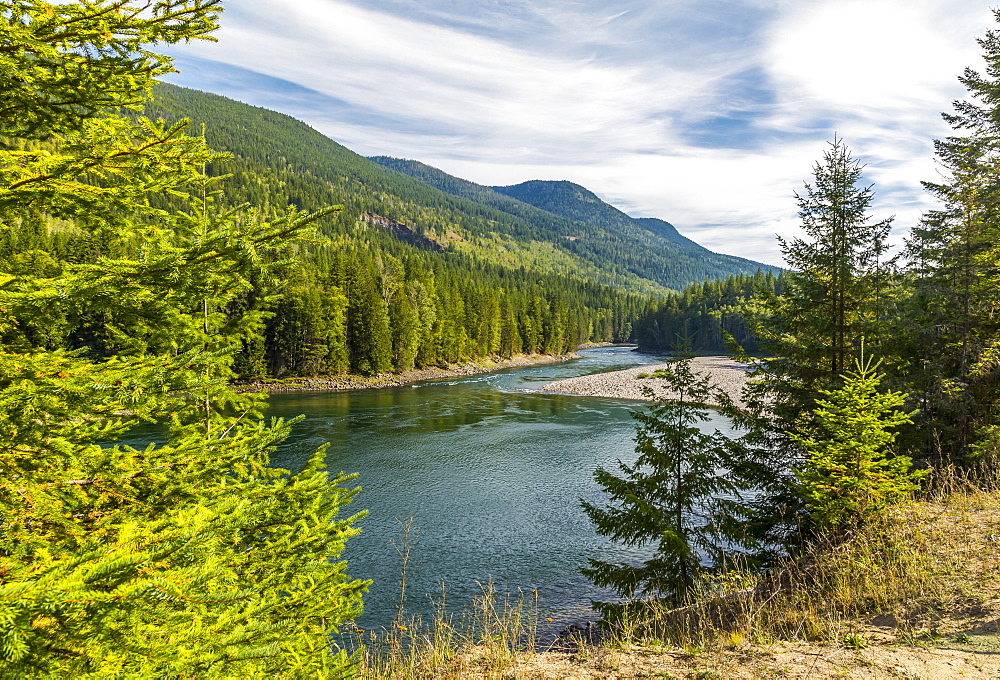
264,346,737,633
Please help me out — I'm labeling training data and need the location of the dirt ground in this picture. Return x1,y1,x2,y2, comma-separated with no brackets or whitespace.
513,639,1000,678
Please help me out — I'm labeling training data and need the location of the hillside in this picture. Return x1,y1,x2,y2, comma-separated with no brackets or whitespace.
491,180,692,250
123,83,654,378
144,84,659,295
126,84,782,379
146,84,773,294
371,157,776,289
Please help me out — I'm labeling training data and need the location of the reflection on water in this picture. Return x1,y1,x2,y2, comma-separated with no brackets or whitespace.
264,347,739,632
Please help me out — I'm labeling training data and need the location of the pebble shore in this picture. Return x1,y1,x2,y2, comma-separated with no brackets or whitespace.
233,353,579,394
541,355,750,406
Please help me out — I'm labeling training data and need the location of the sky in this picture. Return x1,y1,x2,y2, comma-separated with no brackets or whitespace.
163,0,997,266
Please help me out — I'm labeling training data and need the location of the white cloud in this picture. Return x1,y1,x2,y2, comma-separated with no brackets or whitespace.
179,0,715,158
166,0,999,266
766,1,983,114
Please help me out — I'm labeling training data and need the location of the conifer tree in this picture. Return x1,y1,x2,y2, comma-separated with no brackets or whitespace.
766,138,895,392
793,359,924,531
900,9,1000,469
0,2,368,675
730,140,897,552
581,358,739,610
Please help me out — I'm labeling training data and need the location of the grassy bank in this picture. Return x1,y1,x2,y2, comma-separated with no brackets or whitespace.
352,486,1000,678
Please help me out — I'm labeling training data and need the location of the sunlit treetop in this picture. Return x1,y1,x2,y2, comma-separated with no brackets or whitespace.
0,0,222,138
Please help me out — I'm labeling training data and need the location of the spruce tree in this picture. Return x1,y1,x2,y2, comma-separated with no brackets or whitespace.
793,359,924,531
0,2,368,675
730,140,897,552
581,358,739,610
900,9,1000,469
766,138,895,394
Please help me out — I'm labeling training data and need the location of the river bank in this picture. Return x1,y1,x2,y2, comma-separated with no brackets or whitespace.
234,352,579,393
361,489,1000,678
541,355,750,406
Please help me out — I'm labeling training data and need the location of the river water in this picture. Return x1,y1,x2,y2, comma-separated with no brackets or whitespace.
265,347,737,632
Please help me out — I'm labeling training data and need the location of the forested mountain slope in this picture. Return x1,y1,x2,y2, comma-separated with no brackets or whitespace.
98,83,638,376
493,179,766,276
371,157,775,288
109,83,775,378
145,85,654,293
491,180,690,248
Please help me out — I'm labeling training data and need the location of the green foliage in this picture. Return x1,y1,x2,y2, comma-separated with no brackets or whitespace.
764,137,896,386
581,358,740,610
0,0,221,139
897,9,1000,469
372,160,776,292
792,359,925,531
634,270,785,354
0,2,368,675
725,140,900,553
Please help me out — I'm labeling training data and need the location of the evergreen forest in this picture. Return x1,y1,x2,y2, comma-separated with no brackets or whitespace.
4,0,1000,677
2,79,777,381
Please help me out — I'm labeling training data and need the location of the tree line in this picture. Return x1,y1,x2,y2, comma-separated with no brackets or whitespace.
632,269,786,354
0,212,642,380
252,245,641,378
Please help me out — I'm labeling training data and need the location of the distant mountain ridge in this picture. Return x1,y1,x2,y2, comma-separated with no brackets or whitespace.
370,157,775,288
493,180,696,247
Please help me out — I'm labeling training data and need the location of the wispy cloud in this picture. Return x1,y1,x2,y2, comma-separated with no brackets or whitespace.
164,0,994,266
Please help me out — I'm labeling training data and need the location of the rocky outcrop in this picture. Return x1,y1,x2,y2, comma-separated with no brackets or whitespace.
361,211,447,252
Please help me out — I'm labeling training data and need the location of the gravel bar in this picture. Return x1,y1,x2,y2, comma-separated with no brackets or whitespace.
233,353,578,394
541,356,750,406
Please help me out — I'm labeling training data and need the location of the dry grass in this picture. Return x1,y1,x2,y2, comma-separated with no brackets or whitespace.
516,488,1000,678
346,487,1000,678
350,583,540,679
610,492,999,649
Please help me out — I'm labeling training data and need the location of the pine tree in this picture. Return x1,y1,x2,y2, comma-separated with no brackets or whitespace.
730,140,897,552
581,358,740,610
0,2,368,675
792,359,924,531
346,260,393,374
900,10,1000,469
767,138,895,389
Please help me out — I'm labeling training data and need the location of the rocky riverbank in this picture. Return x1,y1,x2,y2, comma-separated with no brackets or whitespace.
233,353,579,394
541,355,750,406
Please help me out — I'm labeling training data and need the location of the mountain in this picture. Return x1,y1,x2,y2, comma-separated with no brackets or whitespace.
635,217,691,244
370,158,774,290
11,81,780,380
146,83,774,295
492,180,695,248
134,84,665,374
491,179,760,267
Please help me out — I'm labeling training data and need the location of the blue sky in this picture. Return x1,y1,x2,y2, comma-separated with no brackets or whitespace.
164,0,995,266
